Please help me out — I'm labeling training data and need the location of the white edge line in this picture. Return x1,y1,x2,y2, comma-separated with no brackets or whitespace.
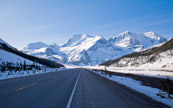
66,70,81,108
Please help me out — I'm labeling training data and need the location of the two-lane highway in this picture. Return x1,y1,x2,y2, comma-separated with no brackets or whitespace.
0,69,80,108
0,68,169,108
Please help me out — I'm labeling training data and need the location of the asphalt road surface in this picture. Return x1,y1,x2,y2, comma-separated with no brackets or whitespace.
0,68,169,108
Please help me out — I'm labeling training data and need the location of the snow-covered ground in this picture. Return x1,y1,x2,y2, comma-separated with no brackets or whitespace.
87,66,173,78
0,67,66,80
106,48,173,69
91,70,173,107
0,49,33,64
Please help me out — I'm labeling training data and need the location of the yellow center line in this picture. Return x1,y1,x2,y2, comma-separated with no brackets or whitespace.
15,74,59,92
16,83,38,91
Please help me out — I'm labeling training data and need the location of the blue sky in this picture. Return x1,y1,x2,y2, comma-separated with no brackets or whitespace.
0,0,173,48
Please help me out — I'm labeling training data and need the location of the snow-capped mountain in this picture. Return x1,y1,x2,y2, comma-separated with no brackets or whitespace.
23,42,49,50
23,42,67,63
101,38,173,69
108,31,167,51
60,34,108,65
0,38,64,68
22,31,167,65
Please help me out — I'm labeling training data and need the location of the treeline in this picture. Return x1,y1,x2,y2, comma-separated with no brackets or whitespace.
0,60,43,72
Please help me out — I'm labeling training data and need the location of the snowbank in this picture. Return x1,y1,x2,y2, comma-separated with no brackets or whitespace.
0,67,66,80
87,66,173,78
92,70,173,107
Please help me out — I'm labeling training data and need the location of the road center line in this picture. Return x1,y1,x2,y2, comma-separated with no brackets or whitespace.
66,70,81,108
16,83,38,91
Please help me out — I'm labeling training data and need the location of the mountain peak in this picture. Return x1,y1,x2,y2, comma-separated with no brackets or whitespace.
144,31,167,42
121,31,131,35
118,31,133,38
24,42,48,50
124,30,130,34
109,31,167,51
63,34,94,47
72,34,92,39
144,31,159,38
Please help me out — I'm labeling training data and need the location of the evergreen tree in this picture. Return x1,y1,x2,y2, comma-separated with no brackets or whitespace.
23,60,27,70
1,61,6,72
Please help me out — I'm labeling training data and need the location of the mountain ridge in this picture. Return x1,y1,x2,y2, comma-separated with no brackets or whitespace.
21,31,168,65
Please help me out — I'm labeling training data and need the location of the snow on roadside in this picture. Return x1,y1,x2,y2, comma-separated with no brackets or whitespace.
107,68,173,78
87,66,173,78
91,70,173,107
0,67,67,80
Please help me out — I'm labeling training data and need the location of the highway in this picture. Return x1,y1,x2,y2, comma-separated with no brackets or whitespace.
0,68,169,108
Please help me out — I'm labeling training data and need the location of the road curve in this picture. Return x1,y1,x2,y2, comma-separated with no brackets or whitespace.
0,68,169,108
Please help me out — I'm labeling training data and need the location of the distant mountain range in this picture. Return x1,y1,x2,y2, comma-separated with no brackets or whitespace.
0,38,64,68
101,38,173,69
21,31,167,66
